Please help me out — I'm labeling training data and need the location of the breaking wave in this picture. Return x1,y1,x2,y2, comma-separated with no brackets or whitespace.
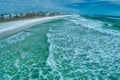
70,15,120,37
46,15,120,80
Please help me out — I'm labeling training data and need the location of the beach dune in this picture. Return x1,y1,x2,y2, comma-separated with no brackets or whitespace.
0,15,70,39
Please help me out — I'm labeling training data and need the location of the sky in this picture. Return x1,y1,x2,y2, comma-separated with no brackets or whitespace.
0,0,120,16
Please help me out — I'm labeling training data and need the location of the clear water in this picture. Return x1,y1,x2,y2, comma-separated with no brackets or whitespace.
0,15,120,80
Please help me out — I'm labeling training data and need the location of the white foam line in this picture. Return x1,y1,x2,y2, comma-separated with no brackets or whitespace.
70,15,120,37
0,15,71,39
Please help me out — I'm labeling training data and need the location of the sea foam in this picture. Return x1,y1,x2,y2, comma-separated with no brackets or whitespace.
70,15,120,37
45,15,120,79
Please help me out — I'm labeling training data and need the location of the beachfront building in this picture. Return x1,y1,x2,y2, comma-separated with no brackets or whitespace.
37,12,50,17
3,14,10,19
16,13,23,18
0,14,8,19
44,12,50,17
20,13,27,17
9,13,17,19
37,11,42,16
36,11,44,16
26,12,38,17
50,12,60,16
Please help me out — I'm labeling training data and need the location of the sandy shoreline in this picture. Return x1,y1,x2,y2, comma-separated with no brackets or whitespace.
0,15,70,39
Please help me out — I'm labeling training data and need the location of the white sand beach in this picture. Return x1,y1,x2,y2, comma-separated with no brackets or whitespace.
0,15,70,39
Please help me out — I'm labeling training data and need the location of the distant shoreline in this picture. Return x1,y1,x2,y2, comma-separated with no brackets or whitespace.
0,11,67,23
0,15,71,39
0,15,65,23
0,16,42,23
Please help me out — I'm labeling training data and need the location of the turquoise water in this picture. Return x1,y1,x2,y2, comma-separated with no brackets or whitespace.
0,15,120,80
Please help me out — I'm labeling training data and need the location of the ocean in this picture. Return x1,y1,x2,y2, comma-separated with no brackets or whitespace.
0,15,120,80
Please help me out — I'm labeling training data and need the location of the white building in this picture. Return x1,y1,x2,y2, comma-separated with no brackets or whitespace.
3,14,10,19
44,12,49,17
10,13,17,18
20,13,27,17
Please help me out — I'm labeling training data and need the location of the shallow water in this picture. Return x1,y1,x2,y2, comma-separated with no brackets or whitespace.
0,15,120,80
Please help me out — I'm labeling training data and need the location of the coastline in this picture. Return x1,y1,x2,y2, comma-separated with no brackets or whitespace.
0,15,71,39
